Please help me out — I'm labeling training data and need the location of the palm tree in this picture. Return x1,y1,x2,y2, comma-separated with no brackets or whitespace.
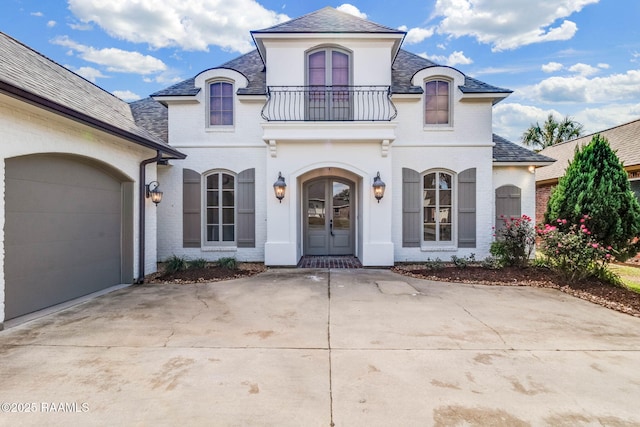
521,114,583,150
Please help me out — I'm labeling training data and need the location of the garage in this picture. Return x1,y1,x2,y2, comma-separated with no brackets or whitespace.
4,154,134,320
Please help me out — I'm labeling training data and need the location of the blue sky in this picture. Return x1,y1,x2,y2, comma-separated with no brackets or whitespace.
2,0,640,143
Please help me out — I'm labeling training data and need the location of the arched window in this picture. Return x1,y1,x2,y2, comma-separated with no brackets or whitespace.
424,79,450,126
423,171,455,243
205,171,235,244
208,81,233,126
306,47,352,120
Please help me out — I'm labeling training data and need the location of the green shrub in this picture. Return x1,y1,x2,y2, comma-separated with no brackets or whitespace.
491,215,535,267
480,256,501,270
188,258,208,269
164,255,188,274
545,134,640,261
451,253,475,268
217,257,238,270
424,257,444,270
536,216,614,281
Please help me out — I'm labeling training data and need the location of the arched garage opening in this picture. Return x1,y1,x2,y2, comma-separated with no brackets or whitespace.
4,154,134,320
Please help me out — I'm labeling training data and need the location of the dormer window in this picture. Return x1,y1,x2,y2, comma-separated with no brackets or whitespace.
424,79,450,126
209,81,233,126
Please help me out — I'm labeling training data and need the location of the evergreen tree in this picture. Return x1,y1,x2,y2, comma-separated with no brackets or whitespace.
545,134,640,260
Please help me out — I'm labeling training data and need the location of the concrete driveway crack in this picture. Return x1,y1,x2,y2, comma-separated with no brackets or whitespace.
461,306,508,347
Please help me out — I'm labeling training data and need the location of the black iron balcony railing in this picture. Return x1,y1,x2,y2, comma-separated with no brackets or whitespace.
261,85,397,122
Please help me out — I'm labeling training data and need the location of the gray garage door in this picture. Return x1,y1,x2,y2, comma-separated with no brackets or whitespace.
4,154,133,320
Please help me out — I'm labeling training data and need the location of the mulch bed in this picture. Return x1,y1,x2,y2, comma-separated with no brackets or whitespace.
145,263,266,284
392,265,640,317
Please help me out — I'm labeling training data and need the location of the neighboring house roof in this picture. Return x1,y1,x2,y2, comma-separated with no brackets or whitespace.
0,32,185,159
536,118,640,183
251,6,404,34
493,134,555,164
153,7,510,101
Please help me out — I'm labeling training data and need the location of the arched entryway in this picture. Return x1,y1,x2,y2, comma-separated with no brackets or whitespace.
304,177,355,255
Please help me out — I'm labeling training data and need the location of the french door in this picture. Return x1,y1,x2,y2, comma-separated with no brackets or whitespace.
305,178,354,255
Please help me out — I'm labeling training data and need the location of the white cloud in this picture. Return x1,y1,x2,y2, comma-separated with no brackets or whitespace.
597,63,609,69
31,11,43,17
492,102,565,144
573,103,640,134
568,63,599,77
400,26,435,44
68,22,93,31
336,4,367,19
112,90,141,102
70,66,108,82
526,69,640,104
51,36,167,74
542,62,563,73
420,50,472,66
433,0,599,51
47,20,56,28
67,0,289,53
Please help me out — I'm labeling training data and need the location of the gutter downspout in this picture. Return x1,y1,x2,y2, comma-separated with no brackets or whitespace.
136,150,163,284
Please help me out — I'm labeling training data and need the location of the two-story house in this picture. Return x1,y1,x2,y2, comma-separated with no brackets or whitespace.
148,7,553,267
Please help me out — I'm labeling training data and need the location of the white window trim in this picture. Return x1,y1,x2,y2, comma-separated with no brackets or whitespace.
421,170,458,249
423,77,453,130
202,170,237,248
206,79,235,130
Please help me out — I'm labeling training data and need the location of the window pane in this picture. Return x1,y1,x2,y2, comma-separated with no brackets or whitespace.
424,173,436,189
440,225,452,241
222,191,234,206
210,82,222,96
207,225,219,242
424,207,436,223
222,225,234,241
222,174,234,189
439,190,451,205
207,174,218,189
309,69,326,86
221,112,233,125
211,208,219,225
222,208,234,223
439,207,451,223
221,82,233,96
439,174,452,190
207,208,216,224
211,97,222,110
222,97,233,110
210,112,222,125
437,94,449,110
424,189,436,206
425,81,437,95
207,191,219,206
309,51,325,67
437,111,449,124
424,223,436,241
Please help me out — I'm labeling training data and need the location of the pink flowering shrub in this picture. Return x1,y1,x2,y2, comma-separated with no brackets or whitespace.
536,215,613,281
491,215,535,267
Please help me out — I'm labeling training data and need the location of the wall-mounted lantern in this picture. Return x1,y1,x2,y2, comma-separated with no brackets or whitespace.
146,180,163,205
273,172,286,203
372,172,386,203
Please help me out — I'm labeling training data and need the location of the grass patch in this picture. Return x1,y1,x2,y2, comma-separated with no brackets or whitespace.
609,264,640,293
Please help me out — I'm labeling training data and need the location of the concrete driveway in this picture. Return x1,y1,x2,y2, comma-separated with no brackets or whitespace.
1,268,639,426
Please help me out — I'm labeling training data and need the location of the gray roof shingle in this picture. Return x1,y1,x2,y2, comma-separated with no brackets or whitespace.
130,97,168,143
493,134,555,163
536,118,640,182
0,32,184,158
252,6,404,34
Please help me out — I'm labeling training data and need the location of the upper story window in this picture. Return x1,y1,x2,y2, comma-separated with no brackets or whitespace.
205,171,235,245
307,47,351,120
423,171,455,244
424,79,450,126
209,81,233,126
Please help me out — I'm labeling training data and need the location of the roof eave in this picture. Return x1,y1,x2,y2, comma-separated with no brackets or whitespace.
1,80,186,160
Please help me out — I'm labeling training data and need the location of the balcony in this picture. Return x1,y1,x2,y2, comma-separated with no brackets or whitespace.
261,85,397,122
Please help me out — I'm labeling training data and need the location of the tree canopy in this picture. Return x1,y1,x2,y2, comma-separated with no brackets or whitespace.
521,114,583,150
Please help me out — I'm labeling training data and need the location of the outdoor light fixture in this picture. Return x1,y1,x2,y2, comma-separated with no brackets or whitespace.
372,172,386,203
273,172,286,203
146,180,163,205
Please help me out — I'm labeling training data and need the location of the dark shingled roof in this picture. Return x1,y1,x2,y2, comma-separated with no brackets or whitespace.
130,97,168,143
0,32,184,158
252,6,404,34
493,134,555,163
153,48,510,98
